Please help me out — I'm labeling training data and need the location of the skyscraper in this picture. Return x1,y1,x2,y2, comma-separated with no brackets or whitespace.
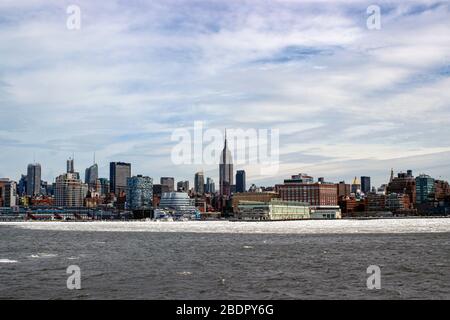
351,176,361,194
126,175,153,210
416,174,435,204
55,172,88,207
219,131,233,197
98,178,110,196
85,164,99,190
67,157,74,173
361,176,371,194
160,177,175,192
236,170,246,193
194,171,205,194
0,179,17,207
26,163,41,197
110,162,131,195
205,177,215,194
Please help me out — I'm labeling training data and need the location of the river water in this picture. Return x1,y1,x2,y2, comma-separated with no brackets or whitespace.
0,219,449,299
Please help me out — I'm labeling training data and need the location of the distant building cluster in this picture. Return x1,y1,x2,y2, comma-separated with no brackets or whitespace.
1,135,450,220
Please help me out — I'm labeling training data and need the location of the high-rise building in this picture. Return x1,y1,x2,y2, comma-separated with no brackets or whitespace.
27,163,41,197
236,170,246,193
194,171,205,194
110,162,131,195
85,164,99,190
67,158,74,173
0,179,17,207
337,181,351,198
205,177,215,194
98,178,110,196
18,175,27,196
54,172,88,207
219,131,233,197
361,176,371,194
160,177,175,192
126,175,153,210
351,177,361,194
416,174,435,204
177,181,189,192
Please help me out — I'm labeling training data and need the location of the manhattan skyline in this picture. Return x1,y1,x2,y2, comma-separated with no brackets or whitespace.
1,0,450,188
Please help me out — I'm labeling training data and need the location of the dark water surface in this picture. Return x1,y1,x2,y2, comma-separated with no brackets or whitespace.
0,225,448,299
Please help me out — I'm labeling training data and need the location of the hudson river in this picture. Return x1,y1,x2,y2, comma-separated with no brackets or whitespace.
0,219,449,299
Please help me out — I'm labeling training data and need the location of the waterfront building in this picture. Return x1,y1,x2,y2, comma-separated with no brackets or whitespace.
416,174,435,204
237,199,310,220
276,177,338,206
110,162,131,195
361,176,371,194
232,192,279,213
160,177,175,192
126,175,153,210
54,172,88,207
159,192,197,215
236,170,246,193
194,171,205,194
26,163,41,197
219,131,233,197
310,206,342,219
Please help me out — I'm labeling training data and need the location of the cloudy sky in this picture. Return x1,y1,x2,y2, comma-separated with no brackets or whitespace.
0,0,449,188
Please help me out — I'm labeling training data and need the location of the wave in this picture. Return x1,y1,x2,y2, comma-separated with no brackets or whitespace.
0,259,18,263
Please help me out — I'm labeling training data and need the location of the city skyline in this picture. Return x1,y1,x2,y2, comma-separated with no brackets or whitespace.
1,0,450,189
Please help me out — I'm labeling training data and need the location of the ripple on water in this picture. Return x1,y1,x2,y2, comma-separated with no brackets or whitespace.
0,259,18,263
29,253,58,258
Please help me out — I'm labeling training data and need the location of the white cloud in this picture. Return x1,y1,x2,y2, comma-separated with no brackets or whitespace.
0,0,449,188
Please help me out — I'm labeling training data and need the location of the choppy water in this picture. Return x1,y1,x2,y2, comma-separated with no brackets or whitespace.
0,220,449,299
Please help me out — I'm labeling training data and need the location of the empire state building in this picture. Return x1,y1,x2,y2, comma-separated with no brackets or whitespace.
219,131,233,197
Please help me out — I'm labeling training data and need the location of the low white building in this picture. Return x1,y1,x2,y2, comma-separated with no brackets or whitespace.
237,199,310,220
310,206,342,219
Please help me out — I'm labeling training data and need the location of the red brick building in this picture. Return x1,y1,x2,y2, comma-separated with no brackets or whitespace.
275,183,338,206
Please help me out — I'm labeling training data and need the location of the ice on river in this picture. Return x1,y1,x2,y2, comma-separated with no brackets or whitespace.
1,218,450,234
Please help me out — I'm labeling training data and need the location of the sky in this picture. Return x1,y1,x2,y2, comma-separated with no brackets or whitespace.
0,0,449,189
